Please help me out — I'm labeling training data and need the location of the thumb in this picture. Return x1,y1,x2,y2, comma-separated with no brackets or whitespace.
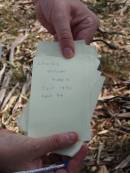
28,132,78,159
53,14,75,58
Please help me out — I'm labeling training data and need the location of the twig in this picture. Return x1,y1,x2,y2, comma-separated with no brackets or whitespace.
114,155,130,170
116,112,130,119
92,39,118,49
2,96,17,125
1,83,19,110
0,64,7,84
98,28,125,36
0,72,12,107
12,75,31,114
0,45,2,59
18,2,32,5
97,143,104,165
9,33,28,63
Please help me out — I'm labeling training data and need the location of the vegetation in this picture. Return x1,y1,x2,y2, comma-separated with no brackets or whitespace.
0,0,130,172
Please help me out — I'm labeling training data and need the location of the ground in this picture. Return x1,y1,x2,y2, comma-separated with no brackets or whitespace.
0,0,130,172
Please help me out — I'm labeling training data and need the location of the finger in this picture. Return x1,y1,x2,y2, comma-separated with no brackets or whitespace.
27,132,78,159
75,15,99,44
52,13,74,58
68,146,88,173
76,24,98,44
71,5,99,44
54,34,58,41
76,28,95,44
36,0,55,34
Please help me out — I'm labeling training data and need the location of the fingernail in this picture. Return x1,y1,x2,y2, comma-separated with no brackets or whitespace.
63,48,74,58
66,132,78,144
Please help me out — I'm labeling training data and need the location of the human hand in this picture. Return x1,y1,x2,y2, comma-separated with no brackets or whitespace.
0,129,87,172
34,0,99,58
54,146,87,173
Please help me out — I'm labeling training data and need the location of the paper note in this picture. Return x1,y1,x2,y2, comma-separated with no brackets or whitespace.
19,41,104,156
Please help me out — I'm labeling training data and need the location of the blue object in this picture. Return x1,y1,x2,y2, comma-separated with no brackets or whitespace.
15,161,68,173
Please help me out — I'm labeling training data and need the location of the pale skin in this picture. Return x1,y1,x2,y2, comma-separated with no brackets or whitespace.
35,0,99,58
0,0,98,172
0,130,87,172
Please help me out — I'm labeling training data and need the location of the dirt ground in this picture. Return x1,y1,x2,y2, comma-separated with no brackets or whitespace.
0,0,130,172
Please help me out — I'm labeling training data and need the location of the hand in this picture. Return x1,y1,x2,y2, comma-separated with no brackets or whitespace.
0,129,87,172
34,0,99,58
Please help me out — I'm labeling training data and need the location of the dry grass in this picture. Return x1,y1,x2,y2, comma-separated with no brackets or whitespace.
0,0,130,172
